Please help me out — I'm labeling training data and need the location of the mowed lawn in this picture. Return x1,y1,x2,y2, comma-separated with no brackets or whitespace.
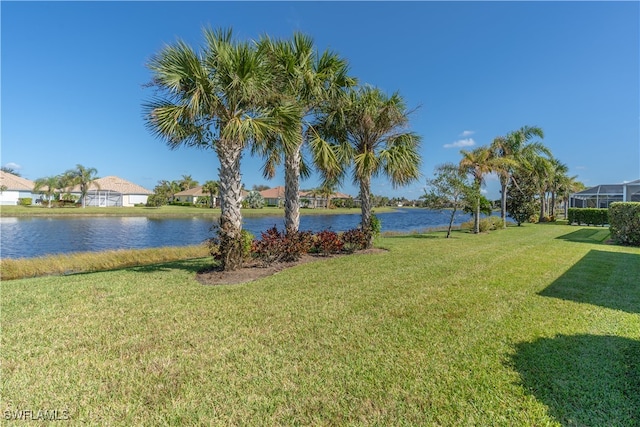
1,224,639,425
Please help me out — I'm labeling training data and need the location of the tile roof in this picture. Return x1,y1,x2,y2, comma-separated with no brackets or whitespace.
174,186,206,197
70,176,152,195
259,186,286,198
0,171,35,191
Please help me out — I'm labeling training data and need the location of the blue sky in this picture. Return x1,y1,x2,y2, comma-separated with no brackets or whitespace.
2,1,639,200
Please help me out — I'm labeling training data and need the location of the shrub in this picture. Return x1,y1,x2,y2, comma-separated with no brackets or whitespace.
18,198,32,206
341,228,368,253
312,230,343,256
608,202,640,246
251,227,313,265
567,208,608,226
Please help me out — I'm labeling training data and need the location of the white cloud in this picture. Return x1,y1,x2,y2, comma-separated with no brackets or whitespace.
2,162,21,170
460,130,475,137
443,138,475,149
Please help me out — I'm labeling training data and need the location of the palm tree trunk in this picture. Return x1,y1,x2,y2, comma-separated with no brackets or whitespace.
359,177,374,248
500,177,508,229
539,192,546,221
217,142,244,271
474,197,481,234
284,143,301,235
550,191,557,217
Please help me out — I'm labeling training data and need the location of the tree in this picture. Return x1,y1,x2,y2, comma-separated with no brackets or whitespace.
202,180,219,208
251,184,270,191
34,175,62,208
64,164,99,208
316,86,422,248
1,166,21,177
244,190,265,209
144,28,298,271
258,33,355,234
458,146,502,234
422,163,475,238
178,174,199,191
490,126,546,229
506,171,538,225
548,158,569,218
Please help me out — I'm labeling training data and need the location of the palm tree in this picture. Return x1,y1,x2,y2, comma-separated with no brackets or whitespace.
490,126,546,228
34,175,62,208
316,86,421,248
144,28,299,271
64,164,99,208
202,180,219,208
459,146,497,234
548,158,569,218
257,33,355,234
178,174,198,191
523,153,553,221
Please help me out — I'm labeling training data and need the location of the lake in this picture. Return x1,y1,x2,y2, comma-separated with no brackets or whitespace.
0,208,477,259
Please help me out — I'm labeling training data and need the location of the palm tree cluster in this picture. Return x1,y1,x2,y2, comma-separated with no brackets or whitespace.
144,28,422,270
33,164,99,208
455,126,583,232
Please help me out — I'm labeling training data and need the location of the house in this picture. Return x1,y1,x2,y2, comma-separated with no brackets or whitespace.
0,171,36,205
69,176,153,207
259,186,286,207
570,179,640,208
174,186,218,206
260,185,354,208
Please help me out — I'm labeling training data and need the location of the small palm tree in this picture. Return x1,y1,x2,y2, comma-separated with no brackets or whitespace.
202,180,219,208
144,28,299,271
34,175,62,208
490,126,547,228
316,86,421,248
65,164,99,208
178,174,199,191
459,146,504,234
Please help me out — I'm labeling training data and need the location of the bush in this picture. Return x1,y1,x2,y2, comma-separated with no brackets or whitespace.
311,230,343,256
18,198,32,206
608,202,640,246
461,216,503,233
251,227,313,265
568,208,608,226
341,228,368,253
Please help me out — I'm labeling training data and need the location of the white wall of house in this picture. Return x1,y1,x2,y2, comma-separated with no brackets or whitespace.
124,194,149,207
0,190,35,205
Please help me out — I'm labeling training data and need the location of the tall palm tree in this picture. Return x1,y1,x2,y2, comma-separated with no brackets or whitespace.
65,164,99,208
34,175,62,208
316,86,421,248
490,126,546,228
257,33,355,234
202,180,219,208
523,153,553,221
459,146,497,234
144,28,298,271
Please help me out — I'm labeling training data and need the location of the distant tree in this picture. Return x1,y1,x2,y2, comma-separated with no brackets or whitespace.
251,184,271,191
422,163,475,238
316,86,421,248
244,190,265,209
459,147,498,234
1,166,21,177
178,174,199,191
152,180,181,205
202,180,219,208
64,164,99,208
34,175,63,208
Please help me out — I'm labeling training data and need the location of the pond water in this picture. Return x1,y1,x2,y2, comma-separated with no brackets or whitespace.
0,208,478,259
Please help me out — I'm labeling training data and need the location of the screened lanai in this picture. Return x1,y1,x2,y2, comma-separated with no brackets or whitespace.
570,179,640,208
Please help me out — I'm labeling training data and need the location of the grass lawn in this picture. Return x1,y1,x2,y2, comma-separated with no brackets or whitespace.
1,224,639,425
0,205,394,218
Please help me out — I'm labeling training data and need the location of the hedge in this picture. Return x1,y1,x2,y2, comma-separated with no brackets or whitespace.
567,208,608,226
608,202,640,246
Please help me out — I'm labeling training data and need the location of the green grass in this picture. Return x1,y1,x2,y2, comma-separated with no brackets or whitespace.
1,225,639,425
0,205,394,218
